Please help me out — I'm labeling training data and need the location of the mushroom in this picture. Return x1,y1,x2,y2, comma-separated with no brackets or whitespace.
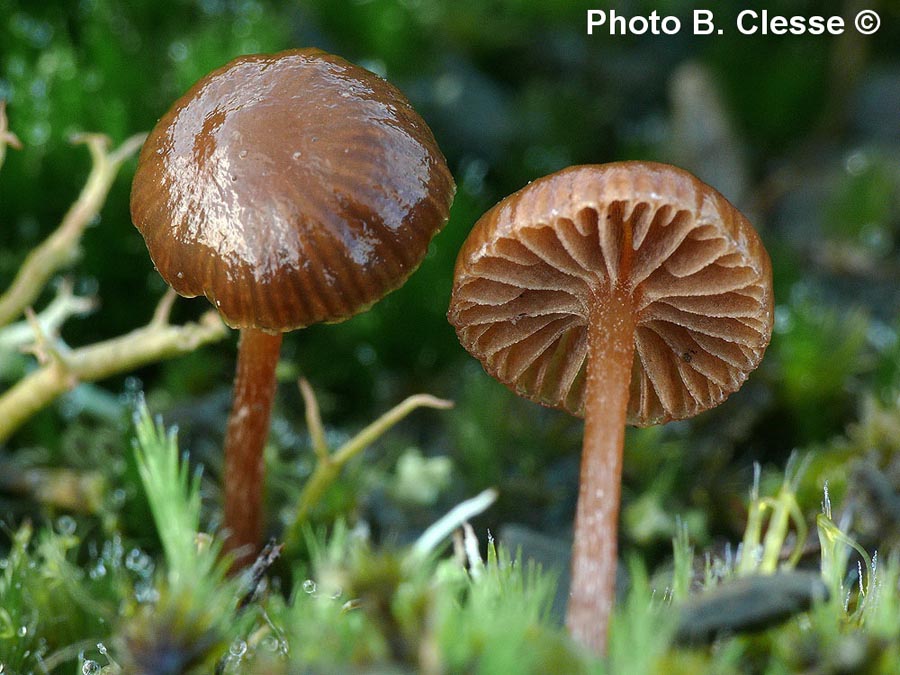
447,161,772,652
131,49,455,566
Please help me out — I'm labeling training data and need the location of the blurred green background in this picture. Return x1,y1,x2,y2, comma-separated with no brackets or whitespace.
2,0,899,564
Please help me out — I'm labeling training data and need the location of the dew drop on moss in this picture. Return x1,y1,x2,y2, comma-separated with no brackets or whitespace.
110,488,127,508
56,515,77,536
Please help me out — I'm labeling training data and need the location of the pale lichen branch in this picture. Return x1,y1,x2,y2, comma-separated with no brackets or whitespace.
0,131,147,328
151,288,179,328
0,279,96,354
23,306,72,369
0,297,227,445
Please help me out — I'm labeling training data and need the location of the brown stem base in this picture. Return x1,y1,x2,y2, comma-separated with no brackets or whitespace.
223,328,283,570
566,283,635,654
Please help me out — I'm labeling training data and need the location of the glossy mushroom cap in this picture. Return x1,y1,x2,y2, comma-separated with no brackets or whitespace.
131,49,455,332
448,162,773,426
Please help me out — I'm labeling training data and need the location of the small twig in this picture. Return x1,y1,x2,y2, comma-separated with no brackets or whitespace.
0,301,227,445
236,538,283,612
298,377,329,462
461,521,484,579
452,528,467,567
410,489,498,560
0,131,147,328
284,391,454,550
213,539,283,675
0,100,23,173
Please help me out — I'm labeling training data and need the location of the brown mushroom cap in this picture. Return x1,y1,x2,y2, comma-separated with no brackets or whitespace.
448,162,773,426
131,49,455,332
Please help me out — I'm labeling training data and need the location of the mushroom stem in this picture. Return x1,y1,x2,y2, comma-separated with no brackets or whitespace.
566,282,635,654
223,327,283,568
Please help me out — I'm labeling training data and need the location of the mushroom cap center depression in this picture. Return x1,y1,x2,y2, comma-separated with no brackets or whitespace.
132,49,455,332
448,162,773,427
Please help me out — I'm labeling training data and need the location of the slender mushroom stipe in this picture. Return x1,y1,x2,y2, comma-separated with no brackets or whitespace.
448,161,773,653
132,49,454,567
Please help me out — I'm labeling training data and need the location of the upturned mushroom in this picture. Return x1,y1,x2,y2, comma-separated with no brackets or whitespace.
448,161,773,653
131,49,454,567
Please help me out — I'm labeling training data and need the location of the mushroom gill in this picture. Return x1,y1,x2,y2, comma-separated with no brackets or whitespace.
449,161,773,427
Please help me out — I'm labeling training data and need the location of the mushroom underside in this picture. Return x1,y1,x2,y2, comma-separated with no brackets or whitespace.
450,196,771,426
